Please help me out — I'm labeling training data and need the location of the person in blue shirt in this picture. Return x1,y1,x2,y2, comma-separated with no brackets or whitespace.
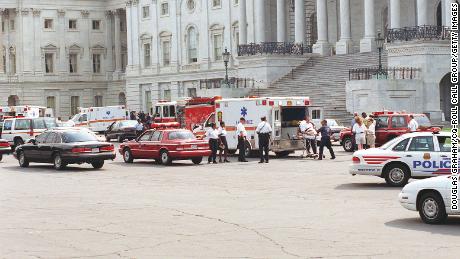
317,120,336,160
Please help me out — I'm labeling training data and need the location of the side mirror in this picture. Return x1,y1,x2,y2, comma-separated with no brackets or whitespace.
28,139,37,145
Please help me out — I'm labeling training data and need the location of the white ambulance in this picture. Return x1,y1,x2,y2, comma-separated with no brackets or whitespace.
0,106,53,119
200,97,322,157
69,106,129,133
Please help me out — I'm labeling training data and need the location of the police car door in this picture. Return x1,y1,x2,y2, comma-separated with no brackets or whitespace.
405,135,436,177
433,135,452,175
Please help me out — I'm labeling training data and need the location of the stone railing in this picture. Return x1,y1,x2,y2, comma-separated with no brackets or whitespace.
349,67,421,81
199,77,255,89
237,42,312,56
386,26,451,43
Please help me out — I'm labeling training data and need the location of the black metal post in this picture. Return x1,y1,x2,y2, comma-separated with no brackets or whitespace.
224,60,229,86
378,47,382,72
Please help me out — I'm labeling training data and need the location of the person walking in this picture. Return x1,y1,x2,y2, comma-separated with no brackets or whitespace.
236,117,248,162
352,117,366,150
256,116,272,163
299,116,317,156
317,120,336,160
408,115,419,132
365,117,376,148
351,112,359,151
205,123,219,164
218,121,230,163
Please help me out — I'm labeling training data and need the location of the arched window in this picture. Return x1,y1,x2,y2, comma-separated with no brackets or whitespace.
187,27,198,63
118,92,126,106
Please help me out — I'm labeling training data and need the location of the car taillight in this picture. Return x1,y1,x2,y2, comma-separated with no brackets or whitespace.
352,157,361,164
100,145,114,152
72,147,92,153
0,142,10,147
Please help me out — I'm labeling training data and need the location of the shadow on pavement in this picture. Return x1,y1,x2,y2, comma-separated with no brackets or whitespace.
385,217,460,236
0,164,103,173
335,182,400,190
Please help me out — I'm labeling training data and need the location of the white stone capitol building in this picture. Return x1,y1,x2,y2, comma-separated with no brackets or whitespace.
0,0,456,122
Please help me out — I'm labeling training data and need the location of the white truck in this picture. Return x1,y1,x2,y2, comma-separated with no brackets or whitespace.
69,106,129,133
200,97,322,157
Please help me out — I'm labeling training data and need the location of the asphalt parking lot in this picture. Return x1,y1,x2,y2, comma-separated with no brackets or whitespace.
0,144,459,258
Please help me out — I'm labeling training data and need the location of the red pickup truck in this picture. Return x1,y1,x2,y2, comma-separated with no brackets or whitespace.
339,112,440,152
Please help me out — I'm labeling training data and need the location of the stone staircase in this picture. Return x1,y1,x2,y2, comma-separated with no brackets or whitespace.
252,52,388,125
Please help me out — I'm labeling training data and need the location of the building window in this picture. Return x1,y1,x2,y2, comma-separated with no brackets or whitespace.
69,19,77,30
213,34,223,61
121,53,127,71
234,0,239,5
145,91,152,113
161,2,169,16
162,41,171,66
46,96,56,112
45,53,54,74
92,20,101,30
212,0,221,8
187,0,195,10
70,96,80,115
44,19,53,29
94,95,103,107
120,21,125,31
163,89,171,101
118,92,126,105
10,53,16,74
69,54,78,73
142,6,150,18
144,43,151,67
187,88,197,97
92,54,101,73
187,27,198,63
10,20,15,31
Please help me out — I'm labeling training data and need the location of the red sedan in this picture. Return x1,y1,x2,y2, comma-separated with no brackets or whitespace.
119,129,211,165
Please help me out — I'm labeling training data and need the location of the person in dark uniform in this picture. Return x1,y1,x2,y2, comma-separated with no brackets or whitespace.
256,116,272,163
218,121,230,163
236,117,248,162
205,123,219,164
317,120,336,160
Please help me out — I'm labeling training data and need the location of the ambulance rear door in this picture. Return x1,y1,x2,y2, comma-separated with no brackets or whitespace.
272,106,281,140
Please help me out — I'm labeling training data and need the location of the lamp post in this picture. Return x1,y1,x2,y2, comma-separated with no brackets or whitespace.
375,32,385,76
222,47,231,87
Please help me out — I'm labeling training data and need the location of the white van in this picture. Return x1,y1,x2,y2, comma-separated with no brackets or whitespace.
69,106,129,133
1,117,58,147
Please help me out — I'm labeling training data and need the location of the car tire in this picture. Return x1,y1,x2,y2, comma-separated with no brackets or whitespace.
418,192,448,224
14,138,24,150
105,135,111,142
191,157,203,165
18,151,29,168
384,164,410,187
160,150,172,165
53,153,67,170
118,135,124,143
91,160,104,169
123,148,134,163
342,137,354,152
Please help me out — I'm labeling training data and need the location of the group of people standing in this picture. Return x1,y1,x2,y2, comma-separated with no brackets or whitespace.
351,112,376,150
130,111,153,136
298,117,335,160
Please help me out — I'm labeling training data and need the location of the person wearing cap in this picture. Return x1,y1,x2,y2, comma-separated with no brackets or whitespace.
236,117,248,162
205,122,219,164
256,116,273,163
218,121,230,163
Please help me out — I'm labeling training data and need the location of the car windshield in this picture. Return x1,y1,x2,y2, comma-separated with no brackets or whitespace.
380,136,404,150
414,115,431,127
327,120,339,127
168,131,195,140
119,121,137,127
62,131,98,143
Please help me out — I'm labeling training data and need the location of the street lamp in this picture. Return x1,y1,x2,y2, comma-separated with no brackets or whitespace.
375,31,385,76
222,47,231,87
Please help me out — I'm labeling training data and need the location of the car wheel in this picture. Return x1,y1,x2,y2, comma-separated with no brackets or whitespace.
14,138,24,149
91,160,104,169
191,157,203,165
123,148,134,163
53,153,67,170
418,192,448,224
160,150,172,165
342,137,354,152
384,164,410,187
118,135,124,143
105,135,111,142
18,151,29,168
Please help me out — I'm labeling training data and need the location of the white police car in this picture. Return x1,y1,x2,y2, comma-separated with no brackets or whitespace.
399,176,459,224
349,132,451,187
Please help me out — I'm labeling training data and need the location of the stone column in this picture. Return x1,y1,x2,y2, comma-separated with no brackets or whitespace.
295,0,305,44
239,0,247,44
131,0,140,68
114,9,122,72
276,0,286,42
313,0,330,55
360,0,376,53
105,11,114,74
33,9,41,75
416,0,428,26
126,1,133,67
58,10,66,75
336,0,352,54
21,8,33,75
0,9,4,74
390,0,401,28
255,0,265,43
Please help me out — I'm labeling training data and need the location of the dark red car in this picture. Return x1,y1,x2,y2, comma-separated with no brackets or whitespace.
119,129,211,165
340,112,440,152
0,139,11,161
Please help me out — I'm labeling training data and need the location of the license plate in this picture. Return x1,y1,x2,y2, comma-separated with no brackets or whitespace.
92,148,99,153
191,145,198,150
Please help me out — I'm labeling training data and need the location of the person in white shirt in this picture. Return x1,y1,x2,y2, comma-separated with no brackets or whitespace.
205,123,219,164
236,117,248,162
218,121,230,163
135,119,144,137
256,116,273,163
352,117,367,150
408,115,419,132
365,117,376,148
299,116,317,156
